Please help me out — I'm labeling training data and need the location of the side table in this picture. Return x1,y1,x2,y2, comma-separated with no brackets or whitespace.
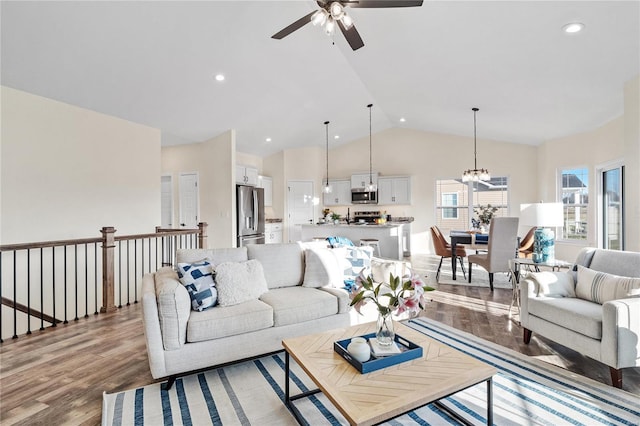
508,258,573,319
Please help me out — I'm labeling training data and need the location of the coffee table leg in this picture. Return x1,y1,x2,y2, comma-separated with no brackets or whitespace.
487,377,493,425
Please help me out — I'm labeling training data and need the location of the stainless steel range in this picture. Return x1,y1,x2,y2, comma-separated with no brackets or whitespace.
353,211,381,223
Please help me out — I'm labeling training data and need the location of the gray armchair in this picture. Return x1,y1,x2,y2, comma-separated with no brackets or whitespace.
468,217,519,290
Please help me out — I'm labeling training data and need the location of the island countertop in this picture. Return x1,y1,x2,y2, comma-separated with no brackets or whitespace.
300,223,404,260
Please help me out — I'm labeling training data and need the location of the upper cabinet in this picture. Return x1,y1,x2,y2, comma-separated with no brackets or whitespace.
351,172,378,189
378,176,411,205
258,175,273,207
323,179,351,206
236,165,259,186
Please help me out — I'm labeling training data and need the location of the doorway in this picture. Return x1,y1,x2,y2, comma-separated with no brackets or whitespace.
179,172,199,228
161,174,173,228
286,180,315,243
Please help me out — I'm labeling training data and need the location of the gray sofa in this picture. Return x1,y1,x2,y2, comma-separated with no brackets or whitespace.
141,243,353,388
520,247,640,388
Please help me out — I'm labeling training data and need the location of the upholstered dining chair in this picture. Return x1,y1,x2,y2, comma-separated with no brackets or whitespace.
468,217,519,291
430,226,467,282
518,227,536,258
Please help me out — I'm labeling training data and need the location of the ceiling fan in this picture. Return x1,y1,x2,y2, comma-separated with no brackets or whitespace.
271,0,423,51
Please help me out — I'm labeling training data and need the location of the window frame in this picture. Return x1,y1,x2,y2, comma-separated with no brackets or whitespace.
557,166,589,243
441,192,459,220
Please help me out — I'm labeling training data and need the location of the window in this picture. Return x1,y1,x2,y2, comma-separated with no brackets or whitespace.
441,192,458,219
435,177,509,233
599,163,624,250
559,168,588,241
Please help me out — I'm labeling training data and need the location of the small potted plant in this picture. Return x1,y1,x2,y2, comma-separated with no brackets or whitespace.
474,204,498,232
331,213,341,224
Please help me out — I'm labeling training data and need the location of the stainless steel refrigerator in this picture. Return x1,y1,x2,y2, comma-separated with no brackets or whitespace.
237,185,265,246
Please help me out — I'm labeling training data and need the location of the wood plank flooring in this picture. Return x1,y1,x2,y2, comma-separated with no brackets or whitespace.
1,284,638,425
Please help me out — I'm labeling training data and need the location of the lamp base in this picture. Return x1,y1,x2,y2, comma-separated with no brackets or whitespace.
533,227,555,263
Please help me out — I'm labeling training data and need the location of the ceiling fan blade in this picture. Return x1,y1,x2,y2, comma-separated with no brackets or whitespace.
271,11,316,39
349,0,423,8
338,20,364,51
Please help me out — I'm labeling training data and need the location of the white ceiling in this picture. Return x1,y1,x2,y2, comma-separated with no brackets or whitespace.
2,1,639,157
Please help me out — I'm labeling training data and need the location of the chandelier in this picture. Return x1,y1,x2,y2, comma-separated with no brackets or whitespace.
323,120,332,194
311,1,354,36
462,107,490,182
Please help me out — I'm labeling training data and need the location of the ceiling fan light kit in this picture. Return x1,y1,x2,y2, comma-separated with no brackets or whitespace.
272,0,423,51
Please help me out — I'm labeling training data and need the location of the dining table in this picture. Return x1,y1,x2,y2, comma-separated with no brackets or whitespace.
449,231,489,280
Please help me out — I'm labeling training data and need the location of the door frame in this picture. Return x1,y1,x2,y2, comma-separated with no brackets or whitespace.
596,159,625,250
179,171,200,228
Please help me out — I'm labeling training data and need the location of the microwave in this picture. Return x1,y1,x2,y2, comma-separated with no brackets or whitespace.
351,189,378,204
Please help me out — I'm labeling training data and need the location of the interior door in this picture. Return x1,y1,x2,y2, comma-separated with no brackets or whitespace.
179,172,199,228
160,175,173,228
287,180,315,243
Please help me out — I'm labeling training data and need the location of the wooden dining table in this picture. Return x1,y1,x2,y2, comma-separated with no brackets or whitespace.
449,231,488,280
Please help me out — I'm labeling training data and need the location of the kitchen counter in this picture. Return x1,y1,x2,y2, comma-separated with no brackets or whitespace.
301,223,404,260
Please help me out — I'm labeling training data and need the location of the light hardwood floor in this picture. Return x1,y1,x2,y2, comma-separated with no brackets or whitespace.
1,284,638,425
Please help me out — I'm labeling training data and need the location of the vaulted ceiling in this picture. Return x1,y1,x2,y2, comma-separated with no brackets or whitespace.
2,1,638,157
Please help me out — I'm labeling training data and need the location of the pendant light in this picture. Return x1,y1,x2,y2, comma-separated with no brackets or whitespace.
366,103,377,192
323,120,332,194
462,107,490,182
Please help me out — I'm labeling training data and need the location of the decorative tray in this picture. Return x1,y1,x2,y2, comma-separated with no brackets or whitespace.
333,333,423,374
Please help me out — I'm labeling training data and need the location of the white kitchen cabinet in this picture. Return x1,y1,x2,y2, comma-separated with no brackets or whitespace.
258,175,273,207
323,179,351,206
236,165,259,186
265,222,283,244
378,176,411,205
350,172,378,189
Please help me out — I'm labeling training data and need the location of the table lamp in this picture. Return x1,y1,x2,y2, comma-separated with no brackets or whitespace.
520,202,564,263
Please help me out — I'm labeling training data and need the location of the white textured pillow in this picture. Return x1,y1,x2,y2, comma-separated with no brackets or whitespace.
575,265,640,304
371,258,410,284
303,247,343,288
215,260,268,306
529,271,576,297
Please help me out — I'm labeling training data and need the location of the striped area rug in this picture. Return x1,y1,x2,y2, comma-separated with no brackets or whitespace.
102,318,640,425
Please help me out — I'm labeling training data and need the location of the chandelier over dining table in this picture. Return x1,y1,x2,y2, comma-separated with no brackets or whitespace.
462,107,490,182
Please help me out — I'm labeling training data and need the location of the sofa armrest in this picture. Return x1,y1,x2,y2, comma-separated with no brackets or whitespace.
141,273,168,379
601,297,640,369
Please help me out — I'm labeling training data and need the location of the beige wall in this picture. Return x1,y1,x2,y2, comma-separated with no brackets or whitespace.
624,75,640,251
161,130,236,248
0,86,161,243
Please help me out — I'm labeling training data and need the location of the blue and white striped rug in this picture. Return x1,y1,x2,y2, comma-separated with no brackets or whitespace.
102,318,640,425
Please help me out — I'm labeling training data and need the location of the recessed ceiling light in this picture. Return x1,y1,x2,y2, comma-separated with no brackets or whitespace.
562,22,585,33
265,137,272,142
334,135,340,139
214,74,225,81
399,117,406,122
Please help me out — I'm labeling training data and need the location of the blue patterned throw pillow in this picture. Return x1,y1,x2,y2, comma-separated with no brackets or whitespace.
177,260,217,311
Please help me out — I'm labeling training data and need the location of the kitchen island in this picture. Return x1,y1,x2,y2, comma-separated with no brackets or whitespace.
300,223,405,260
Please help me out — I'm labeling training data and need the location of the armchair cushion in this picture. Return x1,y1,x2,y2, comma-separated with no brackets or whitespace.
528,296,603,339
575,265,640,304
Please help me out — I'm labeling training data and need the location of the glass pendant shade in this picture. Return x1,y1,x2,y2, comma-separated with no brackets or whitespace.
462,108,490,182
311,9,328,26
330,2,344,19
342,14,353,29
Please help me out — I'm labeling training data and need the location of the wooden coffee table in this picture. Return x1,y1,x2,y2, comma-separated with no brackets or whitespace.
282,321,496,426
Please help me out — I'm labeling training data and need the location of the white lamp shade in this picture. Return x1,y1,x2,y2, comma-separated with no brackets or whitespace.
520,203,564,227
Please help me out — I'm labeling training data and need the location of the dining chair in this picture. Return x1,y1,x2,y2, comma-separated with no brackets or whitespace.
467,217,519,290
518,227,536,258
430,226,467,282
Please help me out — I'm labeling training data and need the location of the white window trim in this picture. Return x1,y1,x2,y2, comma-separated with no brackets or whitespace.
557,166,589,244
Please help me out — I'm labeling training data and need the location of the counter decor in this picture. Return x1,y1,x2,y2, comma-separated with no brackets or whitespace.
349,270,434,346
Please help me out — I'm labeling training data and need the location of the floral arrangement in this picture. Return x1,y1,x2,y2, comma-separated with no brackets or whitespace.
474,204,498,225
349,270,435,318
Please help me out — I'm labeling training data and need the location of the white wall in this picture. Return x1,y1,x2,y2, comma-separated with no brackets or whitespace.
624,75,640,252
0,86,161,243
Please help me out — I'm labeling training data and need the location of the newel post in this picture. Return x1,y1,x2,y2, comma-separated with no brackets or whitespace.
198,222,208,248
100,227,118,313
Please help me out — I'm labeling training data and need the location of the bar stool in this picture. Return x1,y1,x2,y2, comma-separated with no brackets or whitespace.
359,238,380,257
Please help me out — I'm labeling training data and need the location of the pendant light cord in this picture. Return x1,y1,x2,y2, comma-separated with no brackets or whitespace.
324,121,330,187
368,104,373,185
473,107,478,170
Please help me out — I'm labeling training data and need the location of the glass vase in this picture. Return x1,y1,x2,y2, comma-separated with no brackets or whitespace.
376,312,395,346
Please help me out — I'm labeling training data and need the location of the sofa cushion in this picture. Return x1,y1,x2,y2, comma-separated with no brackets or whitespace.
247,243,304,289
528,296,603,339
186,299,273,342
259,287,338,327
155,273,191,350
177,247,248,266
215,260,268,306
302,247,343,288
576,265,640,304
176,260,217,311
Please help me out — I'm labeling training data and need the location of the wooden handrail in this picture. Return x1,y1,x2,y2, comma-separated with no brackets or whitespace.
116,229,198,241
0,237,101,252
1,297,61,325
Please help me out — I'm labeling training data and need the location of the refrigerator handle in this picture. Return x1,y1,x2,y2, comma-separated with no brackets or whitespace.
253,190,258,231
